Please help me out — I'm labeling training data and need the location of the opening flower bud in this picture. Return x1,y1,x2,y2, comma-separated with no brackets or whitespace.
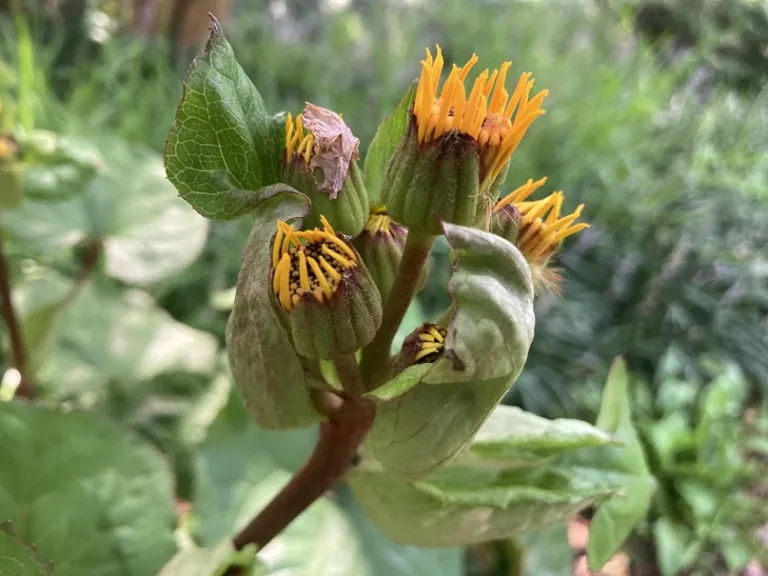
282,104,368,237
353,206,428,302
271,215,382,359
382,46,547,234
393,322,447,374
493,178,590,292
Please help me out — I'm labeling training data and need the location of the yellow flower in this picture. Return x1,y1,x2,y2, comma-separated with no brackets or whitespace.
271,215,359,312
413,46,548,189
284,113,315,164
494,178,589,291
414,324,446,362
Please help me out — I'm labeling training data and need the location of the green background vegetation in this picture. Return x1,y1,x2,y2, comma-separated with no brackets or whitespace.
0,0,766,574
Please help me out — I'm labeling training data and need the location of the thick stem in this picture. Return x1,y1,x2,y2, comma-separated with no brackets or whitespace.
231,396,375,552
0,228,31,398
360,230,436,389
333,354,364,399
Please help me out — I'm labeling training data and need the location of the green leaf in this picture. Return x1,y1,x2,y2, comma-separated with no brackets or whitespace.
585,359,653,572
164,16,284,220
16,130,104,201
348,462,612,547
36,280,218,398
0,401,176,576
520,524,573,576
195,392,371,575
12,268,75,374
158,541,261,576
653,518,693,576
460,405,614,469
0,524,52,576
365,364,430,402
367,225,535,477
337,486,463,576
2,139,209,285
425,223,535,385
364,82,417,204
226,193,323,429
0,165,22,209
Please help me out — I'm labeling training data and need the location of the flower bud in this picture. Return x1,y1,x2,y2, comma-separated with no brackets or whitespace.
393,322,447,374
282,104,368,237
271,215,382,359
492,177,590,292
382,46,548,235
352,206,428,301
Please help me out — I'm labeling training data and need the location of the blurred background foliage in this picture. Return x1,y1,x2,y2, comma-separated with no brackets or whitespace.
0,0,766,574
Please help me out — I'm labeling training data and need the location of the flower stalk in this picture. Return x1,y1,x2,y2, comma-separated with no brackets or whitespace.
360,229,436,390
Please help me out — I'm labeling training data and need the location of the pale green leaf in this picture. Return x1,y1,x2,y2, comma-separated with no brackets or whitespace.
195,392,371,575
584,359,653,571
364,82,417,204
461,405,614,469
0,402,176,576
365,364,430,402
2,140,209,285
164,16,284,220
653,518,693,576
36,281,218,397
348,462,612,547
226,193,323,429
367,225,535,477
12,268,74,374
16,130,104,201
338,486,463,576
520,524,573,576
158,541,260,576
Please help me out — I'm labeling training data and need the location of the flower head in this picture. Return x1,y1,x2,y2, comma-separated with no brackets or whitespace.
414,46,548,189
493,178,589,291
282,104,368,237
284,104,360,198
272,215,359,311
414,324,447,362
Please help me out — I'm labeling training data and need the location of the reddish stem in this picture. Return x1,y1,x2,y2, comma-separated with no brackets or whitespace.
231,397,375,552
0,227,30,398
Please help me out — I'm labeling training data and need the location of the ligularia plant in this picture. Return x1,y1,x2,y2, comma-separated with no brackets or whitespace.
161,16,653,575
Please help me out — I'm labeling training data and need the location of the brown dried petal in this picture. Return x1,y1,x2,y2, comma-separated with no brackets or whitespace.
301,103,360,199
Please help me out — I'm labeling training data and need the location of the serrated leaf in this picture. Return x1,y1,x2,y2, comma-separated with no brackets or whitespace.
36,280,218,398
164,16,285,220
158,541,260,576
367,225,535,477
584,359,653,571
195,392,371,575
348,462,613,547
2,139,209,284
226,192,323,429
460,405,614,469
0,401,176,576
0,524,52,576
364,82,417,204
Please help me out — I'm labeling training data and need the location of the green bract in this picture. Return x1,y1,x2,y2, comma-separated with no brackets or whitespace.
365,223,535,477
226,187,325,429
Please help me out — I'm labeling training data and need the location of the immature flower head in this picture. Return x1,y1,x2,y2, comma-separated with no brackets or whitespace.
353,206,428,302
271,215,382,359
414,46,548,190
393,322,448,374
283,104,368,237
493,177,590,291
0,135,16,161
